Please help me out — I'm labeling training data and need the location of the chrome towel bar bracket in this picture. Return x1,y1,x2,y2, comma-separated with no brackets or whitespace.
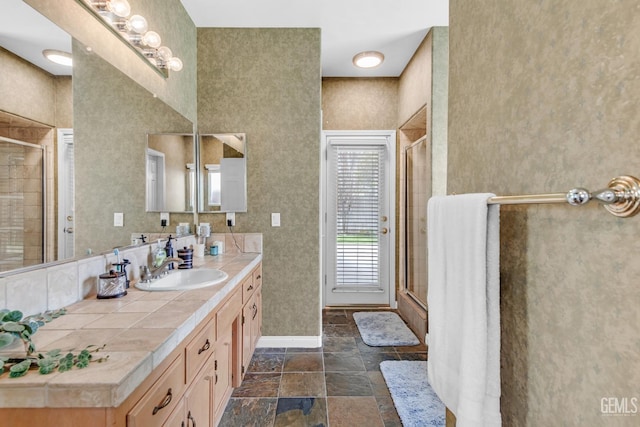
487,175,640,218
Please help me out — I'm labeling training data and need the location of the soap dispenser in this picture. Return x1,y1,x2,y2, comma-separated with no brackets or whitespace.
152,239,167,268
165,235,175,270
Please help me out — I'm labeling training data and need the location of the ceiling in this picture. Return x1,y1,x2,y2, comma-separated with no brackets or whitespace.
1,0,448,77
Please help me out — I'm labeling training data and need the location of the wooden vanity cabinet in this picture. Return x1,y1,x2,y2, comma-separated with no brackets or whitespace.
239,264,263,381
0,261,262,427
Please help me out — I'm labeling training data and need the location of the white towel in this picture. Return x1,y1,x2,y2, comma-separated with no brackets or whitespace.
427,194,501,427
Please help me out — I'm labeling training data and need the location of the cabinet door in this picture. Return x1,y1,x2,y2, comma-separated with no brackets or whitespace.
163,400,186,427
252,286,262,350
184,356,214,427
242,295,254,375
214,328,233,415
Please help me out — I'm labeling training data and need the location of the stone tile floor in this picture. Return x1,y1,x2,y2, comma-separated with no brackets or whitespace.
219,309,428,426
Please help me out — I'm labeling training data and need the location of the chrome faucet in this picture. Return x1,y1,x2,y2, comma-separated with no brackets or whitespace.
140,257,183,282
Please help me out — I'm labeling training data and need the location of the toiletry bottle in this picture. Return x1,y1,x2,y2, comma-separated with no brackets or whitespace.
165,235,175,270
153,240,167,268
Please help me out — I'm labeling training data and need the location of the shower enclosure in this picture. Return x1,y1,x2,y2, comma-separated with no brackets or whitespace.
0,136,46,272
404,135,430,308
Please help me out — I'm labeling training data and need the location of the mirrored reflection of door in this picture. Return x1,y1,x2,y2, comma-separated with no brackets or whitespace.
146,149,165,212
57,129,75,260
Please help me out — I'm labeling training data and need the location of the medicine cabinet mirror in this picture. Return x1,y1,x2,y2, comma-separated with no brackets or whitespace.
146,133,196,213
198,133,247,213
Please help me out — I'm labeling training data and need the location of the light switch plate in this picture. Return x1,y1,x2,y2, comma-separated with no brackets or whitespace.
271,213,281,227
114,212,124,227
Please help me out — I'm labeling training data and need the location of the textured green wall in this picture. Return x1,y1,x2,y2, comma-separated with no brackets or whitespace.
449,1,640,424
197,28,321,337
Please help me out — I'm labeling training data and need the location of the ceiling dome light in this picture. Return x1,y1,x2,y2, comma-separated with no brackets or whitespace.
352,51,384,69
42,49,73,67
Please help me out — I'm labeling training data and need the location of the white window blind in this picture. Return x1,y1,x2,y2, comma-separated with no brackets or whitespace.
331,145,385,288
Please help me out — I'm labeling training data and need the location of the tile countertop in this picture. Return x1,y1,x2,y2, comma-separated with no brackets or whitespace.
0,252,262,409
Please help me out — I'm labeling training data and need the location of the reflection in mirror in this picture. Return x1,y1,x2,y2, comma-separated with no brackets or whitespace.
146,133,195,213
198,133,247,213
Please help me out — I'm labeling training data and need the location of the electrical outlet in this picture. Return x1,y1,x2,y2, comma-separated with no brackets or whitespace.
160,212,170,227
226,212,235,227
114,212,124,227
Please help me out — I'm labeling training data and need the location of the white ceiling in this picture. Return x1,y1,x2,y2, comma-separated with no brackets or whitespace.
0,0,448,77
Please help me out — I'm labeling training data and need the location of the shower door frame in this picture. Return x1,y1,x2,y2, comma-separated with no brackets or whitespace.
0,135,47,269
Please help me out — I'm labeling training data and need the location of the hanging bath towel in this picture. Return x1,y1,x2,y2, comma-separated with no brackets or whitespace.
426,193,502,427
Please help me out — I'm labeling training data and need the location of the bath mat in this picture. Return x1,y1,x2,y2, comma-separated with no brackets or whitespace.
380,361,445,427
352,311,420,346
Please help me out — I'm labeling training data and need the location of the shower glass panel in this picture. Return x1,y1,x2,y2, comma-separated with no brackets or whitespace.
0,138,45,272
405,136,431,307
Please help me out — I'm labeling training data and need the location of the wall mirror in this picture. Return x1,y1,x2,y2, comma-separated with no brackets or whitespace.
146,133,195,213
198,133,247,213
0,3,194,275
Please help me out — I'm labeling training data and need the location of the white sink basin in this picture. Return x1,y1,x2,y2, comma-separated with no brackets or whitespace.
135,268,229,291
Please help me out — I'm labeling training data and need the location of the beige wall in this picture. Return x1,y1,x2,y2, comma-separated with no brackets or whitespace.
449,1,640,424
0,47,56,126
322,78,398,130
197,28,322,337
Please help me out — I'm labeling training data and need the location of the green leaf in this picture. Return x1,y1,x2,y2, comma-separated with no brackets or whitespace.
9,359,32,376
46,349,62,358
3,310,23,322
2,322,25,333
0,332,15,349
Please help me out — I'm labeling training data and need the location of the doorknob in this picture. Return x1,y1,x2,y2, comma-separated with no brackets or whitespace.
381,227,388,234
66,215,73,221
65,227,74,234
381,215,388,222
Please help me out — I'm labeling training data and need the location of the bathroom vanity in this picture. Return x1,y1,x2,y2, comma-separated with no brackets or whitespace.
0,254,262,427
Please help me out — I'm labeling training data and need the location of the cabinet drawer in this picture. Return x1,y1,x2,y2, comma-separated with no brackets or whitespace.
128,354,185,427
185,316,216,381
216,289,241,335
241,274,255,304
253,264,262,289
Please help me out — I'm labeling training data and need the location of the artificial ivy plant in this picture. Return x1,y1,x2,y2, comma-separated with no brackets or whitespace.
0,308,107,378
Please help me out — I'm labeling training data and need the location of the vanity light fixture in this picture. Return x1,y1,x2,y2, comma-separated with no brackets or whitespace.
43,49,73,67
352,51,385,69
78,0,183,76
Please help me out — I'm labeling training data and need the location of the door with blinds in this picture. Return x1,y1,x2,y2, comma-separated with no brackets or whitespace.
324,132,395,306
57,129,75,261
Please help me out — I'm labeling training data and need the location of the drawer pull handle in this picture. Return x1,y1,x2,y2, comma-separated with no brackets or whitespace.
188,410,196,427
247,284,253,291
152,388,172,415
252,303,258,320
256,275,261,280
198,339,211,355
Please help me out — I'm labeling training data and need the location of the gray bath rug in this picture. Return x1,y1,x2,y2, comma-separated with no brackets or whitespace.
352,311,420,346
380,361,445,427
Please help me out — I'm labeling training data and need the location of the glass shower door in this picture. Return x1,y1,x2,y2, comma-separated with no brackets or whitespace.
0,137,45,272
405,136,430,307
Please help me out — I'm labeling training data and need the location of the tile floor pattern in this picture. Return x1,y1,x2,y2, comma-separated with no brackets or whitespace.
219,309,428,426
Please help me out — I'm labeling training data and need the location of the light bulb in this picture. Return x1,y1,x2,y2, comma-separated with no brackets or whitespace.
142,31,161,48
107,0,131,18
43,49,73,67
352,51,384,69
126,15,148,34
167,57,183,72
157,46,173,61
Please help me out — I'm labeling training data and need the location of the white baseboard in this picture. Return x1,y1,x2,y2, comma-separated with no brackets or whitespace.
256,336,322,348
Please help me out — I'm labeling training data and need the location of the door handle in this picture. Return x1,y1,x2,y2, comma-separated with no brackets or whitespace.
64,227,74,234
381,215,388,222
381,227,388,234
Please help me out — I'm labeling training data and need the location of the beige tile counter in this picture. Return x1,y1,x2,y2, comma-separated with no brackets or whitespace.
0,252,261,409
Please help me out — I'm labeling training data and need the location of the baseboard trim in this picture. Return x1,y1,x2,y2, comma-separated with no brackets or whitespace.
256,336,322,348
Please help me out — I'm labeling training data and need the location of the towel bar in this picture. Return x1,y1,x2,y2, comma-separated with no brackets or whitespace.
486,175,640,218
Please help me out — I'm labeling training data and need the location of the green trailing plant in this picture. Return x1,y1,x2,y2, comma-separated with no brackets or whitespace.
0,308,108,378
